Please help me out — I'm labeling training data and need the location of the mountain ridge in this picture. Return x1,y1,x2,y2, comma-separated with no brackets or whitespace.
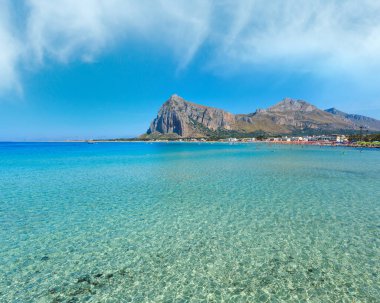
144,95,380,138
325,107,380,130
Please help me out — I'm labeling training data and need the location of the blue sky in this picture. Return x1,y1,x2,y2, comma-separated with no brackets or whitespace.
1,0,380,140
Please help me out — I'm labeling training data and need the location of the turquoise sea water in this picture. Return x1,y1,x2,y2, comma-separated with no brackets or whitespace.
0,142,379,302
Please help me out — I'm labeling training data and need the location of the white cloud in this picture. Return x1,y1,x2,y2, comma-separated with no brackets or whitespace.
211,0,380,75
1,0,380,93
0,0,22,93
25,0,211,67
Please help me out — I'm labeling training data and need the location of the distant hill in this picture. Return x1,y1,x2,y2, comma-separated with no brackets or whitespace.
325,108,380,131
142,95,380,138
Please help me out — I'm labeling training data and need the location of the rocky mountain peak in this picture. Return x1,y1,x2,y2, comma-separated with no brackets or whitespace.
147,95,235,137
164,94,186,106
168,94,183,102
325,108,342,115
268,98,317,112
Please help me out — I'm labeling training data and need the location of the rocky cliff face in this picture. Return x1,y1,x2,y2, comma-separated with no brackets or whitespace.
147,95,235,137
145,95,380,138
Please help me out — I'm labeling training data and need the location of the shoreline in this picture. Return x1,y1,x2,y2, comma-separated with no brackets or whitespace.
2,140,379,148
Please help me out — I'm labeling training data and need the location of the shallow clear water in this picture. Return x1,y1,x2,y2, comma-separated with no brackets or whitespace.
0,142,379,302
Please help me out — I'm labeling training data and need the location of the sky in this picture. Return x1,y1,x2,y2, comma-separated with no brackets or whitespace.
1,0,380,140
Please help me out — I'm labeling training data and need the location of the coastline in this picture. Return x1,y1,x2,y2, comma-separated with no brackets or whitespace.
3,140,379,148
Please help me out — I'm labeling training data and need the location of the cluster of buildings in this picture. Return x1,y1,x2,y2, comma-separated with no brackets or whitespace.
220,134,349,144
263,134,348,143
149,134,350,144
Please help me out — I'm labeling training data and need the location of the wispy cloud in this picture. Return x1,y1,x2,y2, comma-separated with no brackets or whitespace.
209,0,380,76
1,0,380,94
0,0,22,93
25,0,211,67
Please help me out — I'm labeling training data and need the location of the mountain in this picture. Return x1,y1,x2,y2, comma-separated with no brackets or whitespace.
147,94,235,138
144,95,380,138
325,108,380,131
